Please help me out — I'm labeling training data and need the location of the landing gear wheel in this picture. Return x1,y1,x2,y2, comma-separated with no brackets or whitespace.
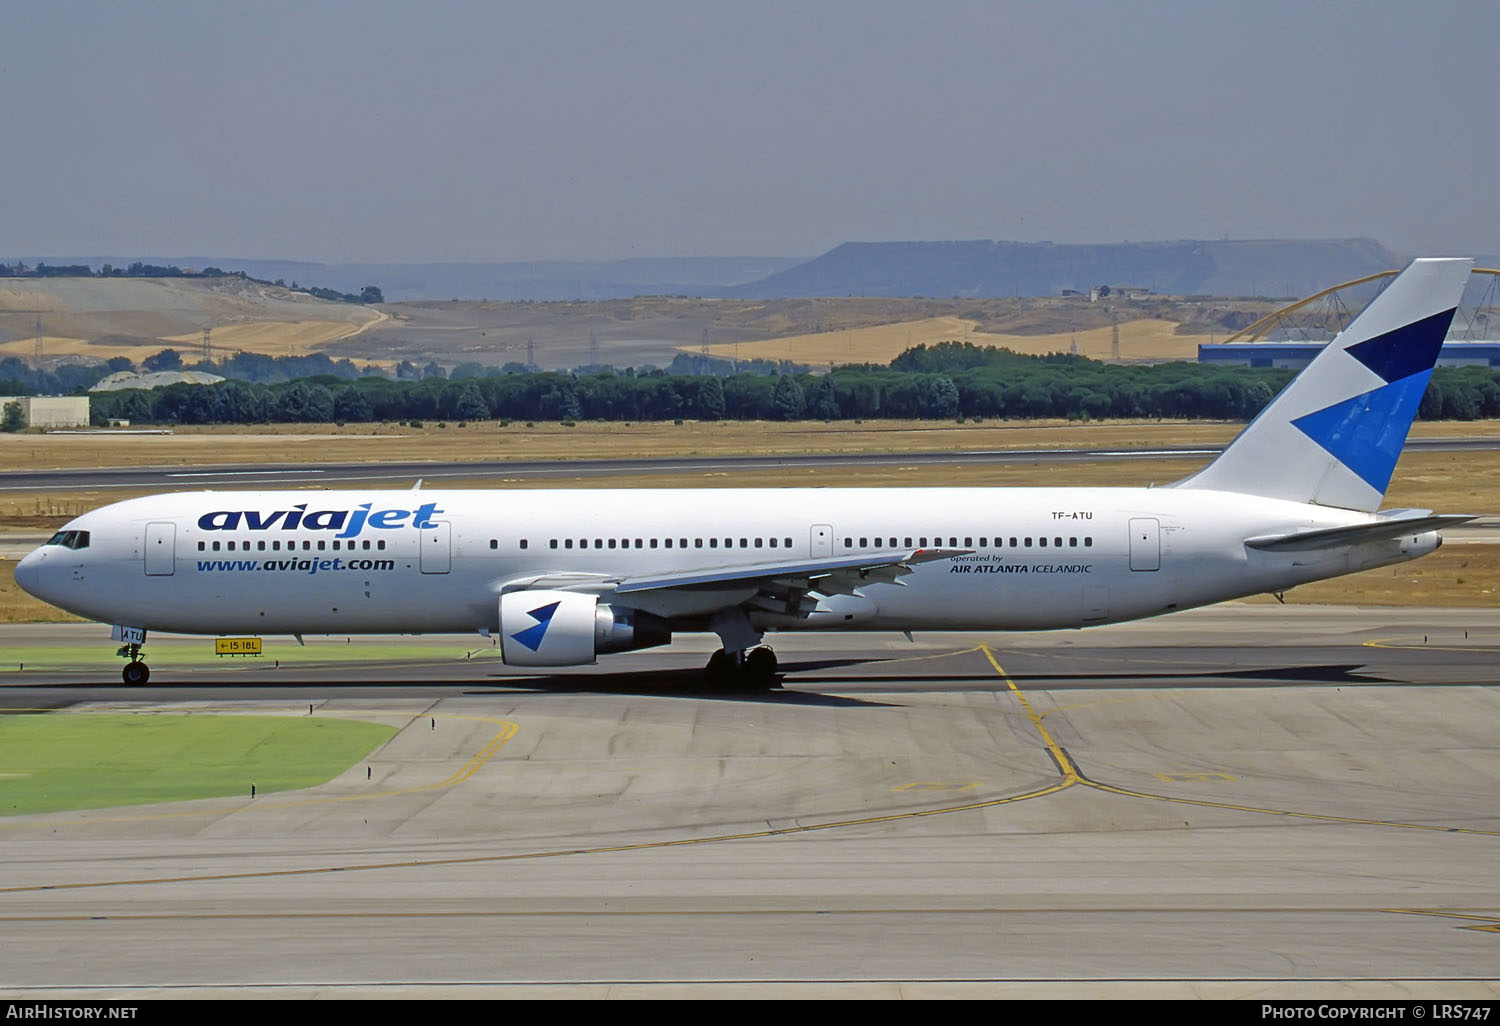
122,661,150,686
705,648,733,685
704,646,779,689
744,646,779,687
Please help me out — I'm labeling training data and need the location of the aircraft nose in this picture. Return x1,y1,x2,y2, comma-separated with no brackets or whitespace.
13,548,45,598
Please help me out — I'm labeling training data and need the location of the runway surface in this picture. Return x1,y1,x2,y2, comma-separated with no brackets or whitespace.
1,605,1498,998
2,434,1497,492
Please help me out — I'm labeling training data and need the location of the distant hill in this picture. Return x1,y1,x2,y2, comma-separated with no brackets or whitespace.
716,238,1409,300
13,239,1447,304
15,256,806,302
0,275,380,365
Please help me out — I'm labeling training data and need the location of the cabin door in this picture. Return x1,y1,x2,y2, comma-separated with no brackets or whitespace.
1128,518,1160,571
144,522,175,576
420,521,451,574
811,524,833,557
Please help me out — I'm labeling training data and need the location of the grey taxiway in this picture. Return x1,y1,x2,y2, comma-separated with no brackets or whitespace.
1,605,1498,998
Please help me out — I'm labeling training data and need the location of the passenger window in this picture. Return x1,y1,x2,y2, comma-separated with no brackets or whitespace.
1024,537,1032,547
666,539,673,548
710,538,718,548
273,541,281,551
1039,537,1047,547
377,540,385,550
490,539,498,550
258,541,266,551
362,540,370,550
550,539,558,549
845,537,852,548
213,541,221,551
695,539,703,548
1055,537,1062,547
964,537,972,547
859,537,867,548
785,538,792,548
609,539,617,549
755,538,763,548
635,540,642,548
1085,537,1093,547
769,538,777,548
228,541,236,551
520,540,528,550
1010,537,1018,547
565,539,574,549
1070,537,1077,547
650,539,658,549
198,541,205,551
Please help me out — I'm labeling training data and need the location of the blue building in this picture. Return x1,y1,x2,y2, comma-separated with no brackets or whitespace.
1198,340,1500,369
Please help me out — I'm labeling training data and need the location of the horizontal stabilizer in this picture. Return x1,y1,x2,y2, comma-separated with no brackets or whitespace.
1244,514,1474,552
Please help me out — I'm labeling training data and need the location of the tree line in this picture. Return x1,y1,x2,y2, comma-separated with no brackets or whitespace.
79,350,1500,425
10,338,1500,426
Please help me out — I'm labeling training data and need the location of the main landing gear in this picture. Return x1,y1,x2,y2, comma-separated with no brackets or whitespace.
704,646,779,688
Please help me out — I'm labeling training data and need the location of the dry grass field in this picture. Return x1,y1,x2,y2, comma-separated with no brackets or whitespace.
4,417,1500,475
0,417,1257,474
160,318,388,357
1,418,1497,620
698,316,1215,366
0,320,379,364
0,276,384,364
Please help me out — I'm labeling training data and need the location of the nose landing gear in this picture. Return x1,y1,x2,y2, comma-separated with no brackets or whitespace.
121,657,150,685
113,628,150,685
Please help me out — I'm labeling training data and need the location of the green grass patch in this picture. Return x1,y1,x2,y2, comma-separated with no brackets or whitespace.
0,636,499,674
0,712,398,815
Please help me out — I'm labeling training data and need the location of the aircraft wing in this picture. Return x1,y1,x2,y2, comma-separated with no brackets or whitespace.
1244,512,1475,552
613,547,968,596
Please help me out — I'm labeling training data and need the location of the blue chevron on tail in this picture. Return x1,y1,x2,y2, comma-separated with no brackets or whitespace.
1172,258,1471,512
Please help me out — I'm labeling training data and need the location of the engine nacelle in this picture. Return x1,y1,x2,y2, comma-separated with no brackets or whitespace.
498,590,671,666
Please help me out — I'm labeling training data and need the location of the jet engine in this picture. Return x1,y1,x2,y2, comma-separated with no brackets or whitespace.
498,590,671,666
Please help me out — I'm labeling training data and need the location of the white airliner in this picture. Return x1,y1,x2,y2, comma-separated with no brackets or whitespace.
15,259,1476,686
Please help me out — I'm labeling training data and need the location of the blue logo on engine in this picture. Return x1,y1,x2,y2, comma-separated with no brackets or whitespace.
510,601,561,652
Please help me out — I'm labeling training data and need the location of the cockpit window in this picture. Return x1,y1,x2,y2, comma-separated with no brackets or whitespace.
46,530,90,550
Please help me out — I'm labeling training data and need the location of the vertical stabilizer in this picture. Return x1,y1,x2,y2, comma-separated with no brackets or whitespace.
1172,258,1471,512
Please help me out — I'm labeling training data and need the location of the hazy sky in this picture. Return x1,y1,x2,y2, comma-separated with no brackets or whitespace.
4,0,1498,263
